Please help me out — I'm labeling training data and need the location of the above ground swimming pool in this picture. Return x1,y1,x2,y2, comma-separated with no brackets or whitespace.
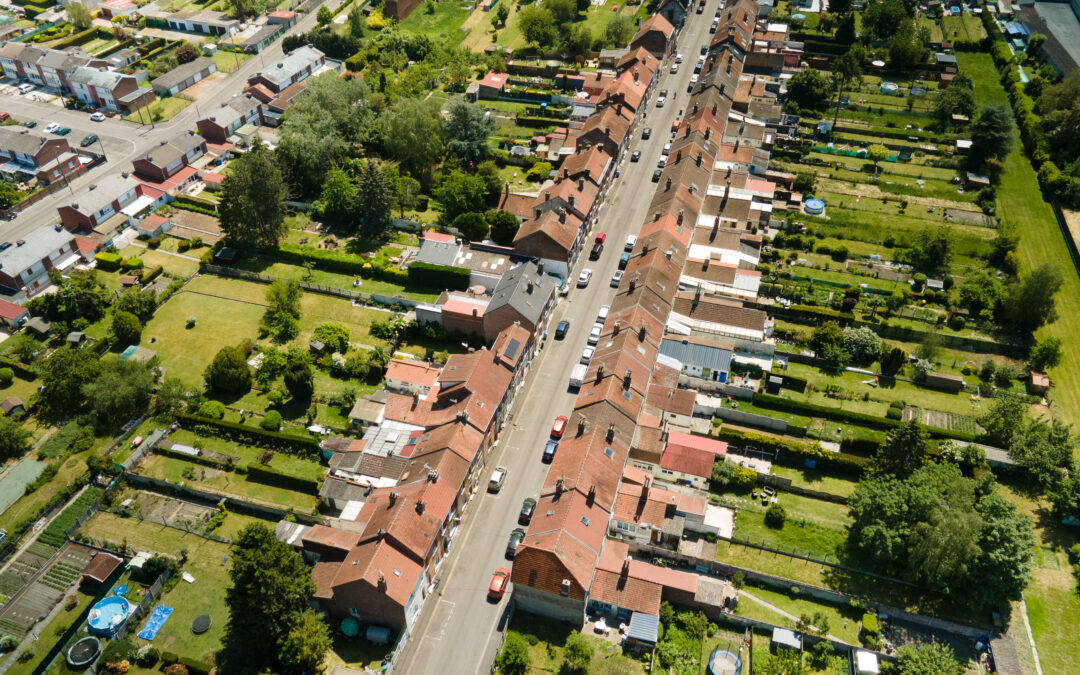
87,596,131,636
804,198,826,215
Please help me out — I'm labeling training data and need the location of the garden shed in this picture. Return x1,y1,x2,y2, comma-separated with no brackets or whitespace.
626,612,660,648
923,372,964,393
770,627,801,654
963,171,990,188
0,396,24,414
855,649,880,674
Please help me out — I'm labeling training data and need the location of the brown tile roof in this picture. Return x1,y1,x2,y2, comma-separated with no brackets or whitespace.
354,484,443,562
573,367,647,430
616,47,660,78
331,537,424,608
670,292,767,333
690,226,762,258
578,106,633,149
683,257,739,285
589,567,662,616
513,209,579,261
385,359,441,391
598,539,698,594
630,425,665,464
559,144,611,186
659,438,725,479
604,304,664,349
411,421,484,464
635,13,675,39
589,330,658,398
644,385,696,417
312,560,341,600
611,481,675,527
82,552,123,583
497,191,535,220
688,87,734,122
638,214,694,251
648,361,682,389
303,524,361,552
492,323,532,371
648,181,703,224
542,430,629,511
399,446,468,518
618,248,682,312
511,489,608,595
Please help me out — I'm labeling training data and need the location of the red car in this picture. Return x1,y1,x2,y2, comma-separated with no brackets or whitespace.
551,415,568,438
594,232,606,244
0,113,9,122
488,568,510,600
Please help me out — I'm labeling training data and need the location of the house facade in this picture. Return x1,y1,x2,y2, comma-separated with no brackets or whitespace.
0,225,81,295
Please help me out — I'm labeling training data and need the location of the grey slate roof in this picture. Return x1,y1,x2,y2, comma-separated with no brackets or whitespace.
204,96,260,128
69,172,139,216
626,612,659,643
256,45,323,89
0,225,73,275
150,56,215,91
659,337,733,373
416,237,460,267
486,260,555,327
36,48,87,72
771,627,801,651
0,127,49,157
68,66,129,90
136,132,204,169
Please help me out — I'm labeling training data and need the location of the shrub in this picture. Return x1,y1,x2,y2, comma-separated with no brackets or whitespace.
95,252,123,271
186,316,196,328
764,503,786,528
408,261,469,291
245,462,319,493
140,265,163,284
885,407,902,420
260,410,282,431
196,400,226,419
121,258,144,271
948,314,965,331
163,665,189,675
861,613,880,636
0,368,12,387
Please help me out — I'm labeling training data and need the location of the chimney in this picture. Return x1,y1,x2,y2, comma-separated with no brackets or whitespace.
696,154,702,167
705,128,711,140
428,469,439,482
622,556,631,575
623,368,632,389
389,492,399,505
562,167,569,179
712,104,717,114
526,280,534,293
569,194,575,207
665,178,672,191
558,209,566,224
412,392,419,409
378,574,387,590
596,364,605,380
638,323,646,341
377,528,387,539
545,191,551,201
677,210,684,225
577,178,584,191
613,321,621,335
628,277,636,293
416,499,426,514
561,579,571,596
676,150,682,163
472,308,478,317
555,477,564,494
606,423,615,442
537,259,545,275
587,484,596,502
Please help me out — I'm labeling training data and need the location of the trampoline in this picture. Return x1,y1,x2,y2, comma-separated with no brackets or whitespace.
137,606,174,641
66,636,101,669
880,82,899,94
191,614,212,635
87,597,131,637
708,649,742,675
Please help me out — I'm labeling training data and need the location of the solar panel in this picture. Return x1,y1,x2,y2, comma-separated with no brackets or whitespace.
504,338,521,360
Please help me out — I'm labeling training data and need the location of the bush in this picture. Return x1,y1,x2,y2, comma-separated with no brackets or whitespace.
196,400,226,419
861,613,880,636
140,265,163,284
713,426,868,474
95,252,123,271
885,407,902,420
408,261,469,291
175,413,319,454
163,665,189,675
121,257,144,271
948,314,965,331
245,462,319,493
764,503,786,528
260,410,282,431
0,368,12,387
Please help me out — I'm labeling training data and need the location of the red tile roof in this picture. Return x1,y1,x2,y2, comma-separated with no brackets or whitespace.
303,524,361,552
636,13,675,39
542,430,628,511
660,441,724,479
479,72,509,89
511,490,607,596
598,540,698,594
385,359,441,391
589,567,662,615
0,299,26,320
667,431,728,456
331,537,424,607
81,552,123,583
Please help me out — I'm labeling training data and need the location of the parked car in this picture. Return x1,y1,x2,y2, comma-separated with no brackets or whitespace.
610,270,624,287
625,235,638,251
90,112,105,122
656,95,666,108
21,120,35,128
488,466,507,492
542,439,558,463
0,113,9,122
590,239,604,260
652,169,662,182
43,122,59,133
588,323,602,346
595,232,606,243
657,157,666,168
488,568,510,600
670,63,679,74
580,346,594,364
676,53,684,63
551,415,568,438
577,269,592,287
619,251,631,269
555,320,570,340
630,150,641,162
55,126,71,136
505,528,525,559
519,497,537,525
597,305,610,322
17,84,33,94
642,127,652,139
701,44,708,55
80,133,98,147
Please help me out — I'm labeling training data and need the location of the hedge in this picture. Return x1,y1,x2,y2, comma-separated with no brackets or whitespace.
121,258,144,271
154,445,234,470
514,115,561,128
765,371,808,393
270,243,410,285
712,426,868,474
95,252,123,271
408,260,469,291
245,463,319,493
176,413,320,455
172,196,218,216
140,265,163,284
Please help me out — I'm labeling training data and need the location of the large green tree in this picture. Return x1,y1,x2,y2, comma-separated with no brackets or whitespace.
786,68,831,110
38,346,101,420
894,642,965,675
889,19,930,69
486,210,520,245
934,74,976,126
320,166,357,224
875,420,930,478
219,144,288,247
356,160,396,234
603,14,635,47
264,280,302,343
204,345,252,395
445,99,495,164
495,632,531,675
1008,418,1075,490
979,394,1028,448
26,272,111,324
971,103,1016,161
435,169,487,223
277,608,331,674
997,263,1064,335
383,98,444,181
224,524,316,673
111,310,143,347
518,7,558,47
283,348,314,401
114,287,157,321
83,360,155,429
0,417,31,461
830,44,865,129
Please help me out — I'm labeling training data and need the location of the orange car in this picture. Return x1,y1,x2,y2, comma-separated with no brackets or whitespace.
551,415,568,438
488,568,510,600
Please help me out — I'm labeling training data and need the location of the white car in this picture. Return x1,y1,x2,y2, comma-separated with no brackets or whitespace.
17,84,33,94
43,122,59,133
676,53,684,63
577,269,592,287
656,95,666,108
670,63,679,74
588,324,602,346
580,346,595,364
690,74,700,84
611,270,624,287
625,235,637,251
662,142,672,156
90,112,105,122
597,305,609,322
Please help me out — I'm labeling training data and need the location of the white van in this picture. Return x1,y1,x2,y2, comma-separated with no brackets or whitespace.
569,363,588,388
597,305,610,322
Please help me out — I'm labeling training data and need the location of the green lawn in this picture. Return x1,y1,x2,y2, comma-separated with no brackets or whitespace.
499,610,646,673
7,589,96,675
123,96,192,124
769,466,858,498
735,584,863,645
139,454,317,512
79,513,232,663
118,246,201,278
731,505,848,560
957,51,1080,425
234,257,441,303
0,451,93,536
167,428,326,481
397,0,472,46
210,49,251,74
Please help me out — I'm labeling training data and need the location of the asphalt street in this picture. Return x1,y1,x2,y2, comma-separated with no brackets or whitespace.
0,3,331,242
396,4,720,673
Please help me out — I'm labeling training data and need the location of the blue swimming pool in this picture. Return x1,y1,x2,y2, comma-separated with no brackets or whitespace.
87,596,131,636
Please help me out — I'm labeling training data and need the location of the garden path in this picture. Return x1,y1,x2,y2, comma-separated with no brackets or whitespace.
738,589,850,644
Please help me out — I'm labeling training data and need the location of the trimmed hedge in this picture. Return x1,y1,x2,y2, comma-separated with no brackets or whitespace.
765,371,809,393
154,445,233,470
176,413,320,455
269,243,410,285
408,260,469,291
712,426,868,474
172,196,218,216
140,265,163,284
95,252,123,271
245,463,319,493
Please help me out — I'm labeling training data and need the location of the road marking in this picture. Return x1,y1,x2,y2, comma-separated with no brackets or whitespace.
427,599,457,641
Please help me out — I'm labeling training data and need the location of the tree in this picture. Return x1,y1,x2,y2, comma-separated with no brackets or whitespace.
83,360,155,429
445,99,495,164
786,69,831,110
495,633,531,675
114,287,157,321
830,44,865,129
979,394,1028,448
111,311,143,347
603,14,635,47
153,377,187,418
38,347,100,420
957,270,1003,321
867,144,889,175
283,349,314,400
971,103,1016,161
317,5,332,25
476,161,504,197
487,210,520,245
562,23,592,56
562,632,592,673
255,347,288,387
264,280,302,343
204,346,252,395
383,98,444,181
0,182,21,210
809,321,848,367
875,420,930,478
889,19,929,68
864,0,909,41
312,323,350,354
1026,32,1046,60
435,170,487,223
226,0,270,19
453,212,489,242
494,2,509,26
997,264,1064,334
934,77,976,126
27,272,111,324
67,3,92,29
1030,337,1063,372
1008,418,1074,490
756,651,804,675
518,7,558,47
795,611,830,637
219,144,288,247
765,503,786,528
224,524,316,673
0,417,30,460
355,160,396,234
320,167,357,224
348,6,364,37
277,608,330,674
894,642,965,675
396,175,422,217
842,326,881,365
908,226,953,273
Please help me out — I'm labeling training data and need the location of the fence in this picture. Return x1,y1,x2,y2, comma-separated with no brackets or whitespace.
679,375,756,400
12,20,61,42
201,264,418,309
704,406,789,433
113,568,171,641
754,474,850,505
